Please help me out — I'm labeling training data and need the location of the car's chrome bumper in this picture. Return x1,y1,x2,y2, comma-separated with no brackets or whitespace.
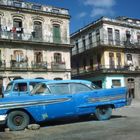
0,115,7,124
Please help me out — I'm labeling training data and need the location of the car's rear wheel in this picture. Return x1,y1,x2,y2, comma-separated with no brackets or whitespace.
95,106,112,121
7,111,30,131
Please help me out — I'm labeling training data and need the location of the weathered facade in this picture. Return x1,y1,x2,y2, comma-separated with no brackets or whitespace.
0,0,72,89
71,16,140,99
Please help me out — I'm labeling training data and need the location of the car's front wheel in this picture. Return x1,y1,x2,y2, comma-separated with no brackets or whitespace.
7,110,30,131
95,106,112,121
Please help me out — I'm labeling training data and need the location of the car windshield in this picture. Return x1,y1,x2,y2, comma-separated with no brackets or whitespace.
5,82,13,92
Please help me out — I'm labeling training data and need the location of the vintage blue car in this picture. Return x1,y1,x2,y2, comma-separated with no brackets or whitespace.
0,80,131,131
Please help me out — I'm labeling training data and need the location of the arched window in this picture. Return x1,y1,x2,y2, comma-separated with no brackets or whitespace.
34,51,43,63
13,50,23,62
13,18,23,33
54,53,62,63
54,77,63,80
127,54,132,61
33,21,42,39
53,24,61,43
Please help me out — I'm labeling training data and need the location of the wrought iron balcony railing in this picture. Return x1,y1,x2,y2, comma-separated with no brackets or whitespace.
0,31,69,44
51,62,66,70
72,39,140,55
31,61,48,69
72,64,140,75
0,61,68,71
10,60,28,69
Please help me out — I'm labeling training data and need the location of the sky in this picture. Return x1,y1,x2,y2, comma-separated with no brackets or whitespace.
27,0,140,34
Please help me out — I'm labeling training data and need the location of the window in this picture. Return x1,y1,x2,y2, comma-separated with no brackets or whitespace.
31,83,50,94
108,28,113,45
13,50,23,62
127,54,132,61
33,21,42,39
137,35,140,45
29,82,40,92
126,30,131,42
70,83,91,94
53,24,61,43
14,83,27,92
5,83,13,92
112,80,121,87
13,19,22,28
34,51,43,63
54,77,63,80
96,29,100,44
13,18,23,34
49,84,70,95
116,53,121,67
54,53,62,63
88,33,92,45
109,52,115,68
75,40,79,53
115,30,120,45
82,36,86,50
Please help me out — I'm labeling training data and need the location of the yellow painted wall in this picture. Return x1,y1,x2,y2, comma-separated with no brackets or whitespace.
103,50,125,67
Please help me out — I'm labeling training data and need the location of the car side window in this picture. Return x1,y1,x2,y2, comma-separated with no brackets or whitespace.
70,83,92,94
13,83,27,92
48,84,70,95
31,83,50,95
29,82,38,92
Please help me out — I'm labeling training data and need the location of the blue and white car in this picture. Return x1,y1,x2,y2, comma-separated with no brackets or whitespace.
0,80,131,131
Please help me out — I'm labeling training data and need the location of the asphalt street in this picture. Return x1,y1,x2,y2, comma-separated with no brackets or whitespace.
0,100,140,140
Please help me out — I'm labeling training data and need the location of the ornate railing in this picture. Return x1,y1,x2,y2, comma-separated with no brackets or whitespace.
51,62,66,70
72,65,140,75
0,31,69,44
31,61,48,69
72,39,140,55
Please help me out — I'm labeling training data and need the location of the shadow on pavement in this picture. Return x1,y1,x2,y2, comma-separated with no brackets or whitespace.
0,114,127,132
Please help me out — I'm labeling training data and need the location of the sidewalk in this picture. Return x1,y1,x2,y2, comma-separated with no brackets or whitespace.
130,99,140,107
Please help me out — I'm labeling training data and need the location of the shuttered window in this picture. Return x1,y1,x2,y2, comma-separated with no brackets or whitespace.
53,24,61,43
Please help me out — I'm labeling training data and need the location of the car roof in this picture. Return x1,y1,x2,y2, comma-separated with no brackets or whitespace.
8,79,51,84
41,80,92,85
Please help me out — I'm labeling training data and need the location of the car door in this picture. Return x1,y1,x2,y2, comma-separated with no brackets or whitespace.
70,83,95,115
28,83,76,122
47,83,76,118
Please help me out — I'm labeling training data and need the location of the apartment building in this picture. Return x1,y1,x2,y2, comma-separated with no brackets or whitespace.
0,0,72,90
71,16,140,99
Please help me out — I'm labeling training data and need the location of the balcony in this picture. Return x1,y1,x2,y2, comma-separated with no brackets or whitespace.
10,60,28,69
0,31,69,44
0,61,69,72
0,0,69,16
31,61,47,69
51,62,66,70
72,65,140,76
72,39,140,55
